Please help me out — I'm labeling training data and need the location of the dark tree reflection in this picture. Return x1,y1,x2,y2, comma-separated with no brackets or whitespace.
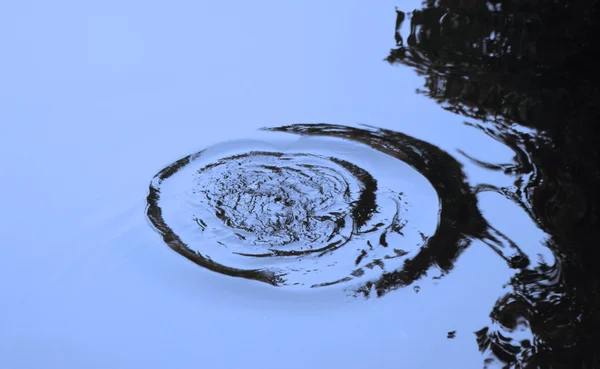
389,1,600,368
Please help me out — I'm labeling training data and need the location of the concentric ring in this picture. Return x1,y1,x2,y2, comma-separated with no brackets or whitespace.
146,124,491,295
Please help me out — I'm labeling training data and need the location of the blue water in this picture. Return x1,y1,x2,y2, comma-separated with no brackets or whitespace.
0,1,569,368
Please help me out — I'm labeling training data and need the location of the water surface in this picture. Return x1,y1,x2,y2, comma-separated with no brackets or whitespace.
2,1,598,368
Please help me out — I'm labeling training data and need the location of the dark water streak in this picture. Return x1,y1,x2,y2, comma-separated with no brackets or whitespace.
265,124,530,297
390,1,600,367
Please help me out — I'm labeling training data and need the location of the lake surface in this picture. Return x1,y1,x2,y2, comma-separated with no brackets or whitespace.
2,1,598,368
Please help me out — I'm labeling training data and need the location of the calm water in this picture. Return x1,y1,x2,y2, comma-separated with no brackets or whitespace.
1,1,598,368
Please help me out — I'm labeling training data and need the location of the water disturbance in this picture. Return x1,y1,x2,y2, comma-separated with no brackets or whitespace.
147,123,531,297
4,1,599,369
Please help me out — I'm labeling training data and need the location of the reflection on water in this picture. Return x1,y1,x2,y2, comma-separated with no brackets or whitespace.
389,1,600,368
144,1,599,368
266,124,534,297
147,123,537,297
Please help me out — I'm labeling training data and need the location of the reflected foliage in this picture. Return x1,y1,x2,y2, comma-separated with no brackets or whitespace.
389,1,600,368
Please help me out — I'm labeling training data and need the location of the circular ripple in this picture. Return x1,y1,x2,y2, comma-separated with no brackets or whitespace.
147,124,490,295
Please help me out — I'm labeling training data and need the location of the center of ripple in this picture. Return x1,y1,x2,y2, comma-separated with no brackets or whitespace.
193,152,365,251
